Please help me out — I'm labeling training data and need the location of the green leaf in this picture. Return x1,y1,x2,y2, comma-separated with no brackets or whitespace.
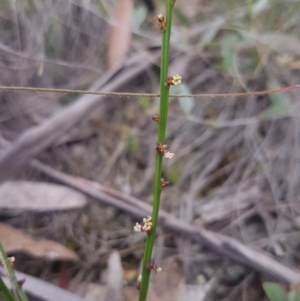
173,7,190,26
132,4,147,29
164,162,184,184
220,34,240,73
171,83,194,116
126,135,140,153
260,80,294,118
289,290,300,301
253,0,270,15
97,1,109,17
198,26,220,49
0,277,16,301
139,96,150,113
263,282,288,301
206,119,221,128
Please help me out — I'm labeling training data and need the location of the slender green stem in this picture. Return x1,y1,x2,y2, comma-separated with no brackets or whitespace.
0,244,29,301
0,277,16,301
138,1,174,301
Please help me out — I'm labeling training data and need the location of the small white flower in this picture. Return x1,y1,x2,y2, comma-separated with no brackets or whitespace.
172,74,182,85
138,274,142,282
134,216,152,233
154,266,162,273
164,152,174,159
143,216,152,223
143,221,152,232
134,223,142,232
157,14,164,20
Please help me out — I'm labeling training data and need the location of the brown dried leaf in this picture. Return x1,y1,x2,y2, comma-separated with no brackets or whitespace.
108,0,133,68
153,256,183,300
123,256,184,301
0,222,79,261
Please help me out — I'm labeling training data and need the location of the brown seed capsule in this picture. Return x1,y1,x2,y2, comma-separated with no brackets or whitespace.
155,143,169,155
146,259,162,273
135,282,141,290
157,14,164,22
157,14,166,31
146,259,155,271
152,114,159,122
165,76,174,87
160,178,170,189
17,278,26,288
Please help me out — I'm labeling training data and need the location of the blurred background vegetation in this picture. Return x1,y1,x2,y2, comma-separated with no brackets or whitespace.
1,0,300,300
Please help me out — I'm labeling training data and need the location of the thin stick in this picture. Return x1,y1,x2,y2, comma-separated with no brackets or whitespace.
0,85,298,99
30,159,300,285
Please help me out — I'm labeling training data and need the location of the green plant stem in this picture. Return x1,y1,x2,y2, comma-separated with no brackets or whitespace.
0,277,16,301
0,244,29,301
138,1,174,301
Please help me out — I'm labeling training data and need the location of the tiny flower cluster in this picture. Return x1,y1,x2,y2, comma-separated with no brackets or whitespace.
166,74,182,87
0,256,15,267
172,74,182,85
157,14,166,31
164,152,174,159
155,143,174,159
134,216,153,233
146,260,162,273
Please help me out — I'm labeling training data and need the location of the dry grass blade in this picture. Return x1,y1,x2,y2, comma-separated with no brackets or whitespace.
108,0,134,68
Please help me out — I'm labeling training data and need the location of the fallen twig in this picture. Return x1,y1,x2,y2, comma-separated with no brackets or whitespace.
0,48,160,182
30,159,300,286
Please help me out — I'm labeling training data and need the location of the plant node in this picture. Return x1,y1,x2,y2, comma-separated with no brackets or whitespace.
166,74,182,87
155,142,168,155
152,114,159,122
157,14,166,31
146,259,163,273
160,178,170,188
155,143,174,159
